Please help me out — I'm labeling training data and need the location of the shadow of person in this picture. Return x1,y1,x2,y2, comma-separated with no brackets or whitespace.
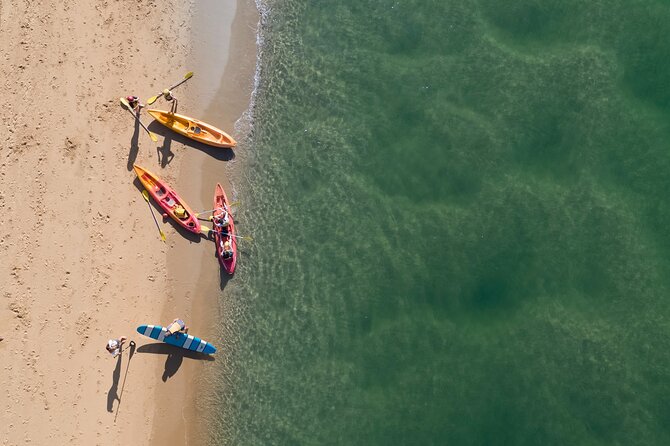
106,353,122,412
157,132,175,168
126,116,141,171
162,351,183,382
114,341,137,422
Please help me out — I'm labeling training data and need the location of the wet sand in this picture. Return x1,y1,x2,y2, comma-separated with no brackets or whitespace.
150,0,258,444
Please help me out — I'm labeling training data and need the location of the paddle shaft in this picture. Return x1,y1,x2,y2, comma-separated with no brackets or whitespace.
195,201,239,216
125,107,153,135
147,72,193,104
120,98,157,142
142,190,166,242
211,229,249,241
169,74,193,90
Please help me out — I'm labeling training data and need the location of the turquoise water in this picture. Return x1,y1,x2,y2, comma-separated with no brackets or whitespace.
208,1,670,444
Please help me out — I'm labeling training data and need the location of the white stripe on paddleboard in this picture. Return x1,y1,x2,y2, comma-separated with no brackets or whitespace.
182,335,194,350
158,328,167,342
144,325,154,336
196,340,206,353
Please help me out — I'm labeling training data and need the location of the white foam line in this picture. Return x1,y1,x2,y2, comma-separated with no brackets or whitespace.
233,0,271,144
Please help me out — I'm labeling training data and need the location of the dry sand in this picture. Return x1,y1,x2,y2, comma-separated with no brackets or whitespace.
0,0,257,444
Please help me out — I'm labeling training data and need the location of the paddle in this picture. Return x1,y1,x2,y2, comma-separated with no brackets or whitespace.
142,190,166,242
194,202,240,217
207,228,254,242
120,98,159,142
146,71,194,105
200,225,253,241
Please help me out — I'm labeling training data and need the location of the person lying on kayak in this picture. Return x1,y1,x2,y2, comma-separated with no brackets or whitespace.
162,89,178,112
165,318,189,337
221,240,234,260
126,95,144,113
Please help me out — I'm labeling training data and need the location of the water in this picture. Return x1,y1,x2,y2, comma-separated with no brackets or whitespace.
206,1,670,444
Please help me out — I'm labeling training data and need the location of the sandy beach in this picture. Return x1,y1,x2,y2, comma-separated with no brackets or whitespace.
0,0,257,444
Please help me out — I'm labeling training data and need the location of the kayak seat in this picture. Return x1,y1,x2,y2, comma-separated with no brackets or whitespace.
164,196,176,207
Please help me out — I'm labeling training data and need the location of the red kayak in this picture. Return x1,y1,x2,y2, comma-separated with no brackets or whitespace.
133,164,201,234
212,183,237,274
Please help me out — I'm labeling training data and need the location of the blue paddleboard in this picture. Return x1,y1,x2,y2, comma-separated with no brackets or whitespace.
137,324,217,354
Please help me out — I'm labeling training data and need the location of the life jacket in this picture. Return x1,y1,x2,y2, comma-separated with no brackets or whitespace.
174,206,187,219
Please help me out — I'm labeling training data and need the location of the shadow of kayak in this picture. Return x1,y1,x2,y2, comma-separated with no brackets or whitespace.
147,120,235,162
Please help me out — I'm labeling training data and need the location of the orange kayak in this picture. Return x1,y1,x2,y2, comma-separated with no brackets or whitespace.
133,164,201,234
212,183,237,275
146,109,236,148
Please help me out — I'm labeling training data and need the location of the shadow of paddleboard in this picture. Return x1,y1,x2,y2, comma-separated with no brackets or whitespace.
137,342,215,382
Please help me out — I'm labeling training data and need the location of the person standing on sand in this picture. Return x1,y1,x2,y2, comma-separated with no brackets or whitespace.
161,89,178,113
106,336,127,358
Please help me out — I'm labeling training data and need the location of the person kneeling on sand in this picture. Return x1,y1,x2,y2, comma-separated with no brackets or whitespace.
106,336,127,358
166,318,188,337
126,95,144,113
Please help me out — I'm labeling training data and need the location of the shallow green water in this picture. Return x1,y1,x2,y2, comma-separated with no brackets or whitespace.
208,1,670,444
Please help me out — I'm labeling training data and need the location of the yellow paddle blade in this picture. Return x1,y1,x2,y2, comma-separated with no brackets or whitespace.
142,189,150,202
184,71,194,80
120,97,131,109
149,131,158,142
241,235,253,241
159,229,166,242
200,225,212,236
146,95,159,105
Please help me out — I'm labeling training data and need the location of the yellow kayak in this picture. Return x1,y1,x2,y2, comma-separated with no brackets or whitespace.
147,109,237,148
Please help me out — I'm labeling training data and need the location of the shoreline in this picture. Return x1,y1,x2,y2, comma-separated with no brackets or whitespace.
152,0,259,444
